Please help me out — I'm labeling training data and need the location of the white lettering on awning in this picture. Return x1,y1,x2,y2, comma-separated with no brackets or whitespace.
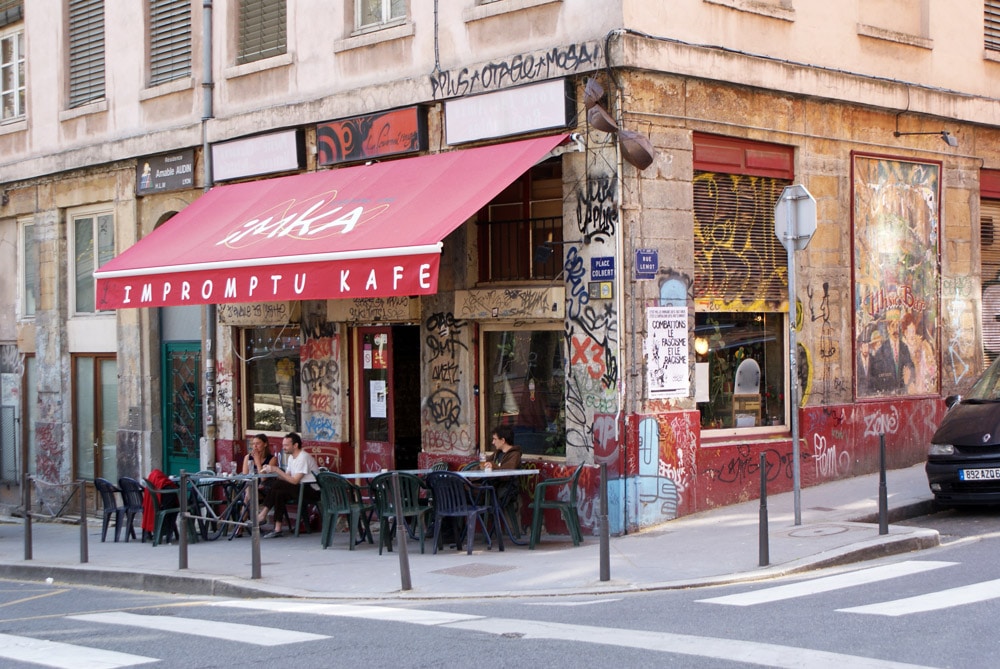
248,276,259,296
340,270,351,292
123,285,133,304
269,275,282,293
365,269,378,291
224,277,238,298
294,273,306,294
420,263,431,289
181,282,191,300
201,280,213,300
162,283,172,301
141,284,153,303
393,266,403,290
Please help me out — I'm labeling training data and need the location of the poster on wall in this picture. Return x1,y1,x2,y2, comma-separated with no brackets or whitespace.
646,306,689,398
852,154,940,398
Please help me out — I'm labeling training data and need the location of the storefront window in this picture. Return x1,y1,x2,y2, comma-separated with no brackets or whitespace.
483,328,566,456
694,312,785,429
244,326,301,432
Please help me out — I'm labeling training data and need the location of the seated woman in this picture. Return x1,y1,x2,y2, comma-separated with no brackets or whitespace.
236,433,276,537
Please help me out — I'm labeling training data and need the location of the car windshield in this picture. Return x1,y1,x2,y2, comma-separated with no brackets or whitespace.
966,356,1000,401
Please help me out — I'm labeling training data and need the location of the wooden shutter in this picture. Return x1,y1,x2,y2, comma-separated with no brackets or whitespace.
238,0,286,65
988,1,1000,51
68,0,105,109
693,171,791,310
149,0,191,86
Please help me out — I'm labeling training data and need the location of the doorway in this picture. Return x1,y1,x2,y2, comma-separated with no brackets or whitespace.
162,342,201,475
354,325,421,471
73,354,118,482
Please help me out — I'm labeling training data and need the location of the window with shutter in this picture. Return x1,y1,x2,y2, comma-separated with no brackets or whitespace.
238,0,286,65
149,0,191,86
68,0,105,109
988,1,1000,51
692,133,793,431
0,1,22,29
981,200,1000,364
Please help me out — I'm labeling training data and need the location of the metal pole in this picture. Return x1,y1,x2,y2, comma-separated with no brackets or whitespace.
79,480,88,564
391,472,412,591
179,470,188,569
599,463,610,581
759,453,769,566
879,433,888,535
250,476,262,579
785,195,802,525
23,473,32,561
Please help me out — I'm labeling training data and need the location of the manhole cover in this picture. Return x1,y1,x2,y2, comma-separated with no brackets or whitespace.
788,524,850,538
431,563,517,578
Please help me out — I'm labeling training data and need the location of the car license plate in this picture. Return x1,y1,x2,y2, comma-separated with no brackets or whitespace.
959,468,1000,481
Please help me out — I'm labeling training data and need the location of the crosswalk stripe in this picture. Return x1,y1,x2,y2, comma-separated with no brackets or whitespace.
68,612,327,646
697,560,957,606
0,631,157,668
211,599,483,626
839,577,1000,616
211,600,933,668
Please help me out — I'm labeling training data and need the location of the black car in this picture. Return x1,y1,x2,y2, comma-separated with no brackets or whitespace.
926,356,1000,504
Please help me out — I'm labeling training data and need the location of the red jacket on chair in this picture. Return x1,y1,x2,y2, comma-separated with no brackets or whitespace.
141,469,176,533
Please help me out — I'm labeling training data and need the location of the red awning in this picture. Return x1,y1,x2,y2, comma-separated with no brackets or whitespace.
95,134,567,309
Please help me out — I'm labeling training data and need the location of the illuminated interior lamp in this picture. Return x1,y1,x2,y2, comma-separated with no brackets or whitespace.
694,337,710,356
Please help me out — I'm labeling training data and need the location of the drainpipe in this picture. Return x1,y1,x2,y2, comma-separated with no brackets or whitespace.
201,0,217,468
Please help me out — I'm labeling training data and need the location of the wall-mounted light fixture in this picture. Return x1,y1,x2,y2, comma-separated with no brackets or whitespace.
893,111,958,147
893,129,958,147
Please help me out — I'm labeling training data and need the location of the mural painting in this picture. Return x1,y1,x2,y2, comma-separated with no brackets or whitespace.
853,154,940,399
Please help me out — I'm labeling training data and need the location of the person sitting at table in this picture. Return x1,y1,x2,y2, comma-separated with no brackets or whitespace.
490,424,522,470
236,433,276,534
256,432,320,538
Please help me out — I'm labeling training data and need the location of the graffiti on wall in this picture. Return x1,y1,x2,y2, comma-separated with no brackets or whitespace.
853,155,940,398
565,243,619,454
804,281,846,403
1,344,24,375
430,42,600,99
422,310,470,455
300,331,342,442
942,275,977,386
575,175,618,243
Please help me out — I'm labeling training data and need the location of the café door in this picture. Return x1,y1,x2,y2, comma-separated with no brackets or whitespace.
353,326,420,471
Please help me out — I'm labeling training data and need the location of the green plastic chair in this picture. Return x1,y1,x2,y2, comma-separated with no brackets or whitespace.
142,478,182,547
315,471,374,550
430,461,449,471
528,464,585,549
369,472,431,555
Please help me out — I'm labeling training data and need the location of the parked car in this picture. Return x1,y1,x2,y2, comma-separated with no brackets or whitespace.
926,356,1000,504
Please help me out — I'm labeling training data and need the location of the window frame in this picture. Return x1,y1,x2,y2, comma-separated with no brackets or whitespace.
67,205,115,316
692,133,792,436
988,1,1000,51
148,0,192,87
18,216,35,319
1,18,24,122
67,0,106,109
355,0,406,32
480,322,567,459
241,325,303,435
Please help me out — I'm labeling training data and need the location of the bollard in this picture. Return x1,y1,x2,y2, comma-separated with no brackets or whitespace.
79,480,89,564
878,433,888,535
599,463,610,582
250,475,262,579
23,472,32,561
179,470,188,569
759,452,769,567
391,472,412,591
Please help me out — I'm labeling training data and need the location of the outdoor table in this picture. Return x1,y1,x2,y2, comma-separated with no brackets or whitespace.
457,469,538,545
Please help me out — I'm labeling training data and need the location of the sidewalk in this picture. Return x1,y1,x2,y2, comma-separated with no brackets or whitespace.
0,463,940,600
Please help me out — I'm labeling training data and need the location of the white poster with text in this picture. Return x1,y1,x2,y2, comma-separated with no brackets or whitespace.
646,306,689,398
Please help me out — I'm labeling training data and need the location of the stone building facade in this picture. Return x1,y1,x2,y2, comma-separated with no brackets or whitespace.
1,1,998,533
